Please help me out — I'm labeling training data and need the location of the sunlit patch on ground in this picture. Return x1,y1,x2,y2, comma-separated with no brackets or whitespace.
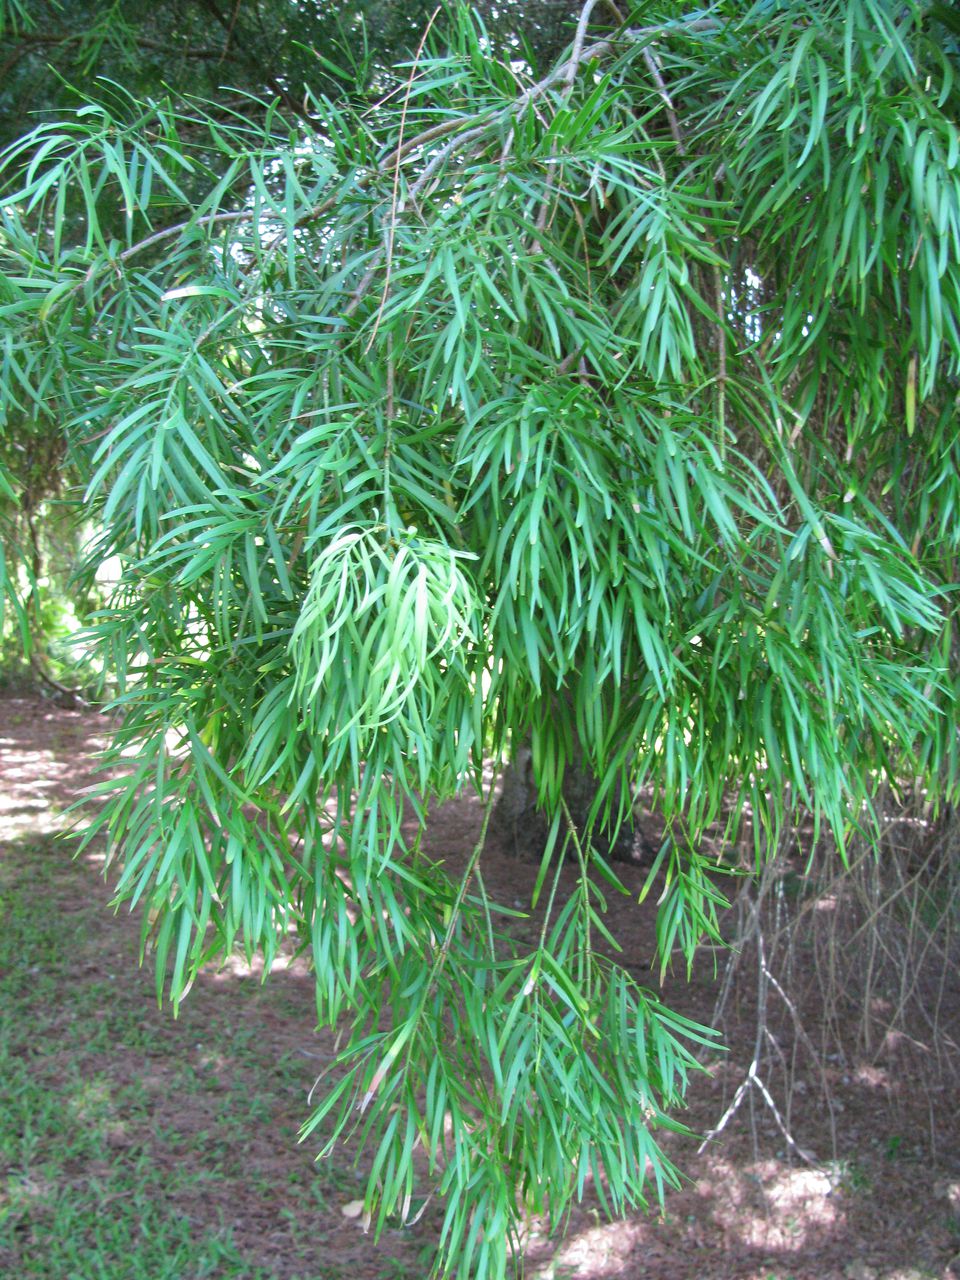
693,1158,840,1249
210,948,312,981
0,747,63,837
529,1159,842,1280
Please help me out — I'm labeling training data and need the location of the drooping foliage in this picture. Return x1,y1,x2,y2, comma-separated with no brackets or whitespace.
0,0,591,660
1,2,959,1275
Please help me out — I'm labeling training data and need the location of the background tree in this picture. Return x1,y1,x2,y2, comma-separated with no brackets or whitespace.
1,2,959,1277
0,0,588,148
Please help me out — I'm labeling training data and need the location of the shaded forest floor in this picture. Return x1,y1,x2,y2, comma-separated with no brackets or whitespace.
1,693,958,1280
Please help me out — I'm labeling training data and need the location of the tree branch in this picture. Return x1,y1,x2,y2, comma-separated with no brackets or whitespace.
66,9,723,307
641,46,687,155
534,0,602,246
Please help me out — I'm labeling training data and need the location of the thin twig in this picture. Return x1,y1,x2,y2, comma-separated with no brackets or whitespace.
560,793,594,984
219,0,243,64
425,783,498,999
366,6,442,352
79,210,244,290
557,348,585,376
641,46,687,155
568,0,601,88
378,113,488,174
637,38,727,461
406,123,490,204
1,31,232,84
714,263,728,457
385,332,396,422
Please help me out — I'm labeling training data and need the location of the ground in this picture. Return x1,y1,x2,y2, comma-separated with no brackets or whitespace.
0,692,958,1280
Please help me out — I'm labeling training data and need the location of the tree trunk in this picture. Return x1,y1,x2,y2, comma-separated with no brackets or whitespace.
493,744,652,864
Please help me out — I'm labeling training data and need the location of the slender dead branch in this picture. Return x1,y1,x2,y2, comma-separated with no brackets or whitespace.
700,928,818,1165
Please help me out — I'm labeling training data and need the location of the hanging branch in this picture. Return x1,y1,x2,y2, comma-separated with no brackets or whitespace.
632,40,729,455
714,262,728,454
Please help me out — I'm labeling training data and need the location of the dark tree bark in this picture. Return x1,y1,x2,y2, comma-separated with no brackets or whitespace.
494,744,655,864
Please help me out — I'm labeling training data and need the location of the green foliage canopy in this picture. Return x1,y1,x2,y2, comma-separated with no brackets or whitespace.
1,2,959,1275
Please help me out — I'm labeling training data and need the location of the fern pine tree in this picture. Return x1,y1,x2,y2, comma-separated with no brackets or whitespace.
2,2,959,1275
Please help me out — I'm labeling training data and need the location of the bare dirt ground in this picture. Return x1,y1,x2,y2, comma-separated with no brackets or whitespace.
1,691,959,1280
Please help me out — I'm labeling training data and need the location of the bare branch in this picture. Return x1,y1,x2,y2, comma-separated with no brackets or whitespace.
567,0,602,89
641,46,687,155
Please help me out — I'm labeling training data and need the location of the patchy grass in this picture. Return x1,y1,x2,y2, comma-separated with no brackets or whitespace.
0,835,430,1280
